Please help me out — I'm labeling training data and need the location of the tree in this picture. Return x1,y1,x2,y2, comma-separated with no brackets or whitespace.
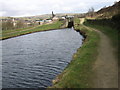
17,20,25,28
2,20,14,30
88,7,94,17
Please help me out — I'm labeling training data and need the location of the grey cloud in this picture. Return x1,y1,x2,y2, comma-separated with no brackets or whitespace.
1,0,116,17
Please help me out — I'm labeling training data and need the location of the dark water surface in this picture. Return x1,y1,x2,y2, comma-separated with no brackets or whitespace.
2,28,83,88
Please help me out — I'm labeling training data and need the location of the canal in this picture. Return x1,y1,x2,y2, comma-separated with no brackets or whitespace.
2,28,83,88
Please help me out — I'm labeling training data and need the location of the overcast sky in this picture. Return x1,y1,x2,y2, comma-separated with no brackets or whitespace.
0,0,119,17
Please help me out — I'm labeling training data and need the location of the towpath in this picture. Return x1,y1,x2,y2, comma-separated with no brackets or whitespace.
80,18,118,88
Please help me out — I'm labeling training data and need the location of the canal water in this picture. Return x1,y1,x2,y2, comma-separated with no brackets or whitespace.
2,28,83,88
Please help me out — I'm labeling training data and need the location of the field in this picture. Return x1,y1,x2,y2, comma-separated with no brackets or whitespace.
1,21,63,40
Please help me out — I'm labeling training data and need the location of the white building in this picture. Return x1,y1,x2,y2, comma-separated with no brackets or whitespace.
52,16,59,21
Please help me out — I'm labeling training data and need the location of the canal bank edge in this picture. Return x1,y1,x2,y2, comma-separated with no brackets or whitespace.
1,21,66,40
49,18,100,88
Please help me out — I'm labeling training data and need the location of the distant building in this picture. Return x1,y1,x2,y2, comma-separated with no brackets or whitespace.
46,19,52,22
35,20,41,25
12,18,17,27
61,17,66,19
52,17,59,21
25,21,33,26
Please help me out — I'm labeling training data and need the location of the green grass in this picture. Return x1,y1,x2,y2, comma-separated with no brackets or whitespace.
84,21,119,65
84,22,118,47
50,18,100,88
2,26,35,34
2,21,62,40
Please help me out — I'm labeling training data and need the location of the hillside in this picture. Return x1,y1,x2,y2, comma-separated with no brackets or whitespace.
95,1,120,18
20,13,82,20
0,13,83,21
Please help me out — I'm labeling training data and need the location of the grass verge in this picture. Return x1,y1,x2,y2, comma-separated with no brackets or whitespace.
84,21,118,48
49,18,100,88
85,20,119,87
84,20,119,66
1,21,63,40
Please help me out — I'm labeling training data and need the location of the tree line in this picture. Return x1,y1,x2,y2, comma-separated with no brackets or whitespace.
2,20,36,31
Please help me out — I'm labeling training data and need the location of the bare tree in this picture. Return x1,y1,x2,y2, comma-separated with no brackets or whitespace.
16,20,25,28
2,20,14,30
88,7,94,17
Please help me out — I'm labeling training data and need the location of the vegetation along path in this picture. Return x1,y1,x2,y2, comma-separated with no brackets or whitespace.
82,18,118,88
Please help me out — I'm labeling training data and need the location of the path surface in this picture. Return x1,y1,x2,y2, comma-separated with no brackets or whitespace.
92,29,118,88
80,18,118,88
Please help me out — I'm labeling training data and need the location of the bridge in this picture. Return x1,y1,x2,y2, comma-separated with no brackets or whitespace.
65,16,74,28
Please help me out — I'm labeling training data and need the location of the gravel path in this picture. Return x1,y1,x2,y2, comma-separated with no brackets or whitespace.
80,18,118,88
92,29,118,88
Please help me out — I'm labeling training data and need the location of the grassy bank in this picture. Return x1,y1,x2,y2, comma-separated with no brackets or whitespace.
50,18,100,88
84,20,118,59
1,21,63,40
